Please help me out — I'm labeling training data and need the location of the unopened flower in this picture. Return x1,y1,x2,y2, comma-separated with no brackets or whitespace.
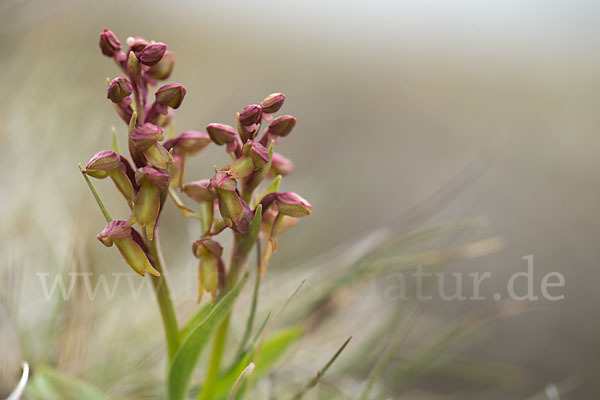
260,191,312,217
107,77,133,103
239,105,262,126
84,150,136,203
99,29,121,57
267,115,296,137
210,172,252,234
137,42,167,66
268,152,294,177
155,83,186,109
97,220,159,276
206,123,241,154
182,180,216,203
192,239,225,303
147,50,176,80
131,123,173,170
260,93,285,114
133,166,169,239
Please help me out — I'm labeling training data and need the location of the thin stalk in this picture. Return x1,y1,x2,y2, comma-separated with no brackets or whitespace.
199,234,249,400
145,228,180,361
78,164,112,222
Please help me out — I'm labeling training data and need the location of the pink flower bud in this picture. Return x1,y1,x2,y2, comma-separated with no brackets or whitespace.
135,166,170,191
164,131,211,154
155,83,186,109
182,180,216,203
137,42,167,66
269,152,294,177
99,29,121,57
132,123,164,150
97,220,159,276
267,115,296,137
260,93,285,114
238,104,263,126
276,192,312,217
84,150,120,177
206,123,237,145
210,172,252,234
107,77,133,103
244,140,269,168
147,50,176,80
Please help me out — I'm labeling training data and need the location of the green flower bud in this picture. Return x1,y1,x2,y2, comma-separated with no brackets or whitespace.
133,167,169,239
192,239,224,303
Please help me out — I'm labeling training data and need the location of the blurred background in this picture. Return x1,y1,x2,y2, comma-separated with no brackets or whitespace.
1,0,600,398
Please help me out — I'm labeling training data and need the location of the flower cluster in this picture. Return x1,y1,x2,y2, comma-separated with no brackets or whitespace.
85,29,312,303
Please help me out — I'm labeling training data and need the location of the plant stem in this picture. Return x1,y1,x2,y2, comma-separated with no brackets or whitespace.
145,228,180,361
199,234,249,400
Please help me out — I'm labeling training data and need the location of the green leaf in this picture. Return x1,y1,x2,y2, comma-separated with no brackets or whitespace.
167,274,248,400
25,366,110,400
180,301,212,342
213,326,302,398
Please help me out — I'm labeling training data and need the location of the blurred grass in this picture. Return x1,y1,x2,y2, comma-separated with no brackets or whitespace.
2,0,600,398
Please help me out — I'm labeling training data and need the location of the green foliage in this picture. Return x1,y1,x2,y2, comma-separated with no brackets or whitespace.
25,366,110,400
167,274,248,400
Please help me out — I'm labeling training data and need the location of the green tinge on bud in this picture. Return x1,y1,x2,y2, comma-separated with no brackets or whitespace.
155,83,186,109
192,239,224,303
99,29,121,57
260,93,285,114
147,50,176,80
144,143,173,170
276,192,312,217
137,42,167,66
84,151,135,202
127,51,141,79
210,172,252,233
132,123,164,149
267,115,296,137
182,180,216,202
107,77,133,103
96,220,159,276
134,167,169,239
221,156,255,179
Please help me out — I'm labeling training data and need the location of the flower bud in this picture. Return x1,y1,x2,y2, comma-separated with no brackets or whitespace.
210,172,252,234
147,50,176,80
83,151,135,202
134,167,169,239
97,220,159,276
192,239,225,303
155,83,186,109
206,123,237,145
245,141,269,168
107,77,133,103
127,51,141,79
268,152,294,177
238,104,262,126
260,192,312,217
99,29,121,57
182,180,216,202
165,131,211,154
132,123,164,149
137,42,167,66
260,93,285,114
267,115,296,137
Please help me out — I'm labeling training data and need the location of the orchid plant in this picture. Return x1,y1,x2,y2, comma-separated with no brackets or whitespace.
81,29,312,400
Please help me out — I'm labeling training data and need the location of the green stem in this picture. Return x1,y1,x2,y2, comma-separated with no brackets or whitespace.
198,234,249,400
145,228,180,361
79,164,112,222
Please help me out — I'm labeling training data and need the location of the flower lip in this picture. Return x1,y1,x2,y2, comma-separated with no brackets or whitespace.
99,29,121,57
182,180,216,202
261,93,285,114
239,104,263,126
135,166,170,190
206,123,237,145
137,42,167,66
